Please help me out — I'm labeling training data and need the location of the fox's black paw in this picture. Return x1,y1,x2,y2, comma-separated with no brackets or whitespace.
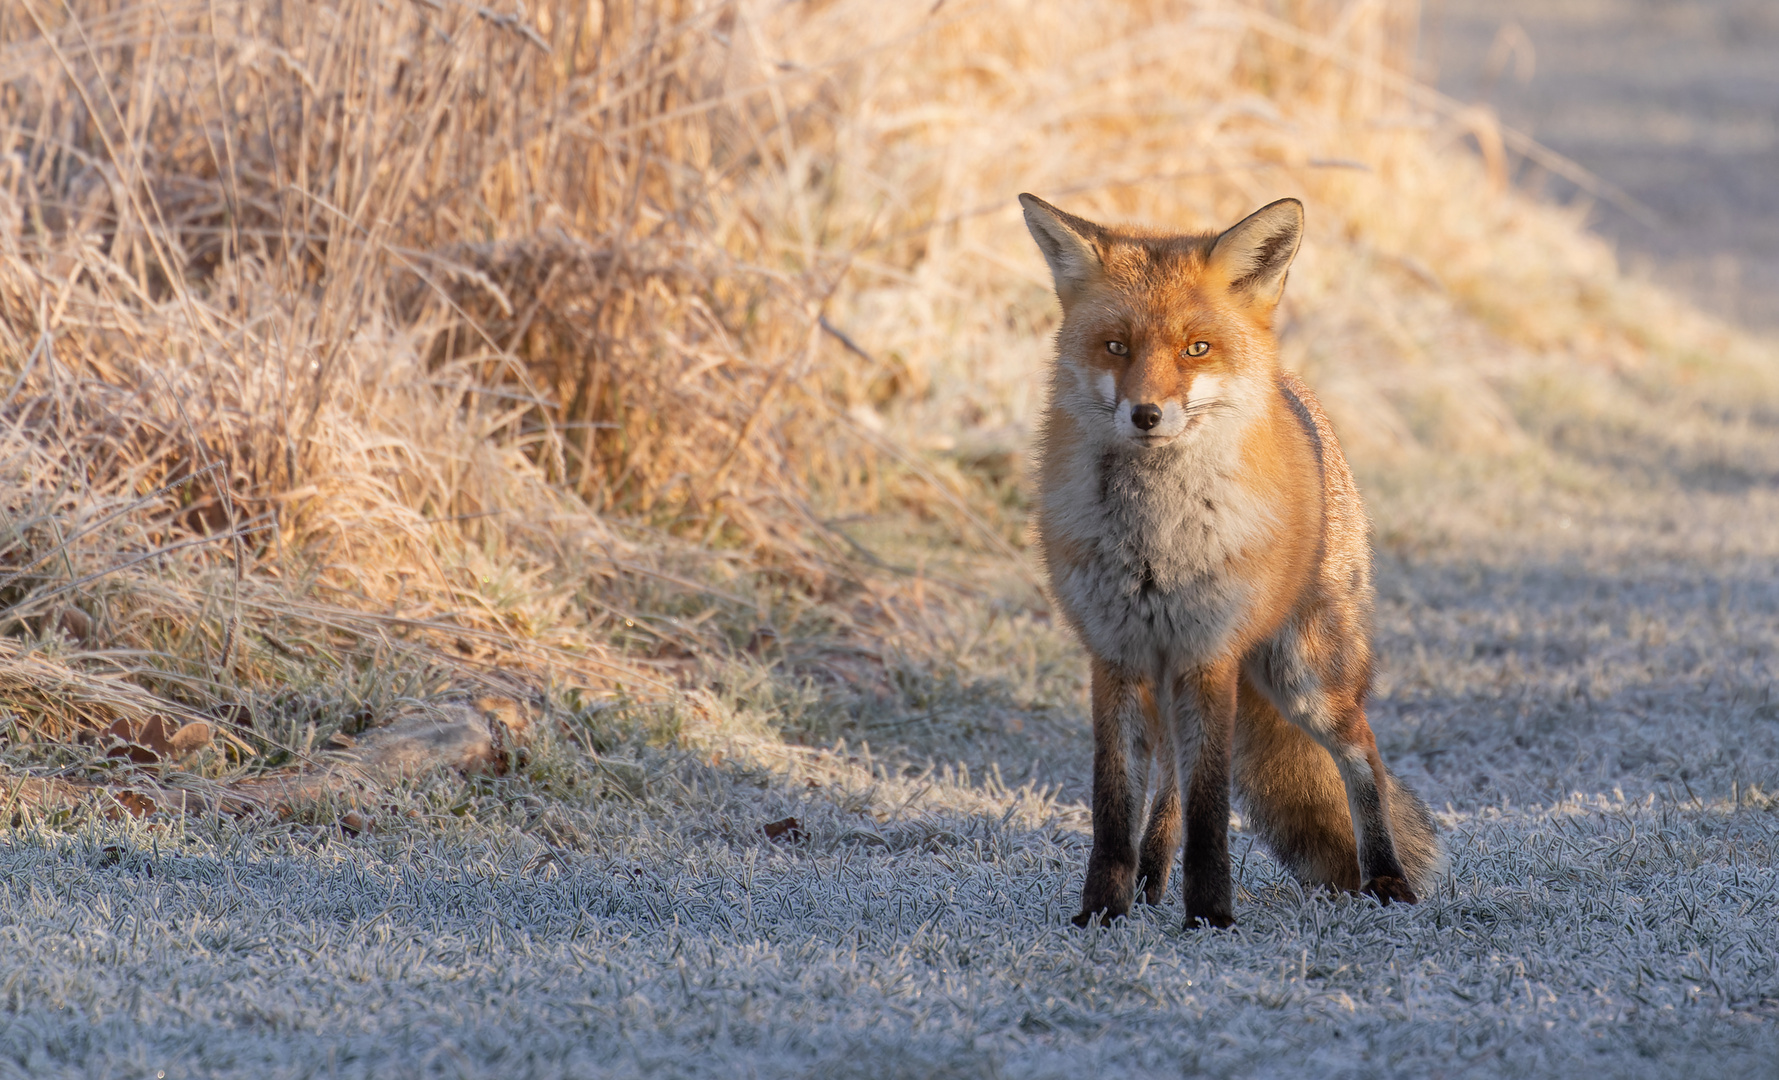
1184,910,1235,930
1071,907,1127,929
1075,872,1134,927
1363,875,1419,905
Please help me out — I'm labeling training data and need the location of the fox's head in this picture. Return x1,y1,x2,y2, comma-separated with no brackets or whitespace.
1019,194,1302,451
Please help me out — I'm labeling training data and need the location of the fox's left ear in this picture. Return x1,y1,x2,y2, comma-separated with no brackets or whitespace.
1208,198,1303,306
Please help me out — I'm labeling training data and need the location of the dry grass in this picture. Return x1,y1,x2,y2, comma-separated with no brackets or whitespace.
0,0,848,768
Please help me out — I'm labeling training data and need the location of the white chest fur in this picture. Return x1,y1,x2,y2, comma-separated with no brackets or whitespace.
1041,390,1277,668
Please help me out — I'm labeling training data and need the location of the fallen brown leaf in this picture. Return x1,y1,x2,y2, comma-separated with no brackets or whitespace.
762,816,807,843
168,721,213,755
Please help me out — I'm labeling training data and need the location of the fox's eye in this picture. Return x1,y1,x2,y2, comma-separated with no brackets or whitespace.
1185,341,1210,357
1106,341,1128,356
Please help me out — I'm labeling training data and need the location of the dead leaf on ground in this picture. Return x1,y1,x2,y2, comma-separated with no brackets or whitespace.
101,716,213,762
762,816,807,843
113,790,158,817
56,608,93,642
101,715,177,763
168,721,213,754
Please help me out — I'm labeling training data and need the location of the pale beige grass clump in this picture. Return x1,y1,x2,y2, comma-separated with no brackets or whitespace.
0,0,824,780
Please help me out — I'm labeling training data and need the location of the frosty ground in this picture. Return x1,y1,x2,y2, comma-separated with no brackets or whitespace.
3,444,1778,1079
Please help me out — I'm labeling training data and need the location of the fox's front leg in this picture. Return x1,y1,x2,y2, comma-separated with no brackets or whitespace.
1175,661,1239,929
1073,658,1154,927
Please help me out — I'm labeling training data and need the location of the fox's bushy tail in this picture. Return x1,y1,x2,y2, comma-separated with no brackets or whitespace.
1231,684,1443,894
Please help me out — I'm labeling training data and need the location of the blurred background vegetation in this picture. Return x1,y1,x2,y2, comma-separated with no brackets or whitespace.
1430,0,1779,329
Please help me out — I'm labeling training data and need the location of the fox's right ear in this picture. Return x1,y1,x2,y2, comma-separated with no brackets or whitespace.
1019,193,1104,307
1208,198,1304,307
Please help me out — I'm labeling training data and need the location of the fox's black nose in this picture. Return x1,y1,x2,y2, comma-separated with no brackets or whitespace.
1130,403,1163,431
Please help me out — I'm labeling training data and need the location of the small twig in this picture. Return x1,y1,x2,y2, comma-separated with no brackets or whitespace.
474,5,551,53
818,316,875,363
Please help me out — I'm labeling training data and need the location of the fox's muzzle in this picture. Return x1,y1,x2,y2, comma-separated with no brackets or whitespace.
1114,398,1189,443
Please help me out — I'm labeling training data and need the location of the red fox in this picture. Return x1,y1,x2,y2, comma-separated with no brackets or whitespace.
1019,194,1442,929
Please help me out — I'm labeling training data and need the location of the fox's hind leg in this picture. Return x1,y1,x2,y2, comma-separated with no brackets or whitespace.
1136,692,1180,905
1234,678,1442,898
1232,680,1361,892
1242,620,1442,901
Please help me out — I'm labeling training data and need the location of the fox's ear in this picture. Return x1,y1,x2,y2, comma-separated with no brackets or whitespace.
1019,193,1105,306
1208,198,1303,305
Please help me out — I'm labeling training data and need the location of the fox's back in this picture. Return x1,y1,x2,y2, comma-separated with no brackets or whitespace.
1274,368,1373,622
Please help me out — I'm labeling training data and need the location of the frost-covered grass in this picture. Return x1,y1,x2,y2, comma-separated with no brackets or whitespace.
2,755,1776,1078
5,468,1779,1079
